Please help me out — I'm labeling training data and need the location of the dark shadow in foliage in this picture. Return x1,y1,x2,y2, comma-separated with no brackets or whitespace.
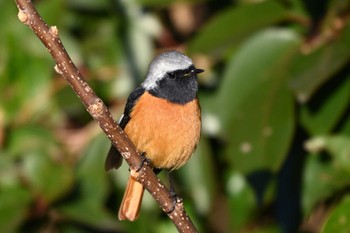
276,127,307,233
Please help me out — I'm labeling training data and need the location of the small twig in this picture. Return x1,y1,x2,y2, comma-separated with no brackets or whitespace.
14,1,198,232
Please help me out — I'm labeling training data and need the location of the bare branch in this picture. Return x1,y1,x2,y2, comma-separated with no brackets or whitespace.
14,0,198,232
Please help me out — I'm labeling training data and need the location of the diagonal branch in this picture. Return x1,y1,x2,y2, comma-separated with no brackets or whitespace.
14,1,198,232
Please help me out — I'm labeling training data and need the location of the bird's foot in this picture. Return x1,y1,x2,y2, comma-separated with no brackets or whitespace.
135,152,151,172
165,173,182,215
166,190,183,215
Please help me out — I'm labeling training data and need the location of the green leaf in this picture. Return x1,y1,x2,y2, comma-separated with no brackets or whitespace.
75,135,110,202
300,75,350,135
58,200,117,230
305,135,350,169
302,153,340,214
340,112,350,135
22,151,74,203
37,0,65,25
66,0,109,10
325,136,350,169
55,86,90,123
251,226,281,233
227,172,255,231
136,0,176,6
288,25,350,103
7,125,57,158
0,29,53,123
56,135,116,229
5,125,68,205
303,135,350,214
188,1,289,55
0,157,32,233
217,29,300,174
179,137,216,215
322,196,350,233
0,184,32,233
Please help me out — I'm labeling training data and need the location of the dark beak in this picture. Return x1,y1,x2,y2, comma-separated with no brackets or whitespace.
192,68,204,75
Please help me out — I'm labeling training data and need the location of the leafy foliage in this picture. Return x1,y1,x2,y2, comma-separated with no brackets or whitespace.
2,0,350,232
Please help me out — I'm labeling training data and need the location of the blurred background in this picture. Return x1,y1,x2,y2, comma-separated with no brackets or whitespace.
1,0,350,232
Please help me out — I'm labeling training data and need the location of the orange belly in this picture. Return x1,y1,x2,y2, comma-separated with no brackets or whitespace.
124,92,201,170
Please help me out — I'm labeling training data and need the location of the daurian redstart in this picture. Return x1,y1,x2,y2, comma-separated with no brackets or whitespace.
105,50,203,221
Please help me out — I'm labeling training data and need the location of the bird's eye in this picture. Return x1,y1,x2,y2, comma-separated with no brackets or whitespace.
168,72,176,79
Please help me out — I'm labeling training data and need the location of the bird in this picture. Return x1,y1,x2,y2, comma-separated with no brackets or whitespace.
105,50,203,221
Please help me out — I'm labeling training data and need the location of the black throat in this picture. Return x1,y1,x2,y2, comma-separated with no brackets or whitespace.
148,69,198,104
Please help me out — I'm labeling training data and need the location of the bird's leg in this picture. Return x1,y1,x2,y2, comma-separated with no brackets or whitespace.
165,172,182,214
135,152,151,172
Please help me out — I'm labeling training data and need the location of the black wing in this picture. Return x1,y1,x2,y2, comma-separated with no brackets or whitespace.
105,86,145,171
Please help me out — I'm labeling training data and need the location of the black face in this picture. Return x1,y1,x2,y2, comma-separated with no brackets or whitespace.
149,65,203,104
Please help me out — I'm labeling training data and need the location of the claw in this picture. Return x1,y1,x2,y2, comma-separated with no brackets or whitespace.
135,152,150,172
165,195,182,215
165,172,183,215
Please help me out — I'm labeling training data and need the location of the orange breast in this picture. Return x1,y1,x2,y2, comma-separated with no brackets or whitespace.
124,92,201,170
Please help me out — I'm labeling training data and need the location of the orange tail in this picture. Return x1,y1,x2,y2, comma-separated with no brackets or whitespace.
118,176,144,221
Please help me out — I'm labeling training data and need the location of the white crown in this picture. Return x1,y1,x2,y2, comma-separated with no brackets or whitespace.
142,51,193,90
